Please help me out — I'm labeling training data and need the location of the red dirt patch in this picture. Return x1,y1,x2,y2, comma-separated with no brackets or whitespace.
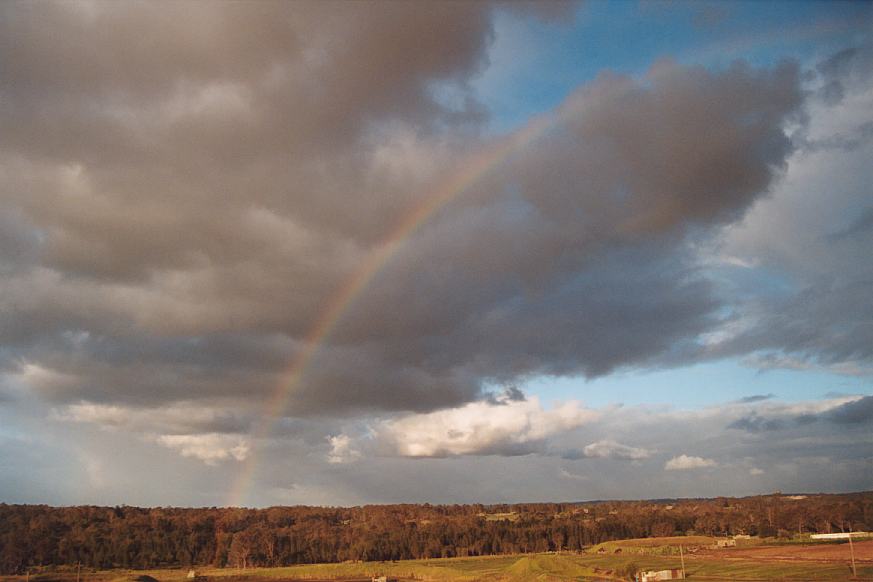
700,540,873,563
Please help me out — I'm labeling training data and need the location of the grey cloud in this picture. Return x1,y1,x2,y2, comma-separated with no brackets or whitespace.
0,1,496,284
726,396,873,433
311,58,802,393
502,1,581,24
1,46,805,419
0,1,494,139
503,386,527,402
0,2,819,431
1,330,293,407
511,59,801,237
484,386,527,405
799,121,873,153
691,4,731,30
717,282,873,374
0,3,867,507
825,395,873,424
737,394,775,403
562,440,652,461
0,210,42,275
815,45,873,105
828,207,873,241
727,414,787,433
708,47,873,377
52,400,253,436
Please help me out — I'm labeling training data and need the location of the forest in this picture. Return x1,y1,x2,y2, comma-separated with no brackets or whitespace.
1,492,871,574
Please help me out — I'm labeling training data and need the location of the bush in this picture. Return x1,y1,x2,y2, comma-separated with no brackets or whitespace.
622,561,639,580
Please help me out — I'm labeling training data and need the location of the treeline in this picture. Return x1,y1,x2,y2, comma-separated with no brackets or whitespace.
1,492,871,574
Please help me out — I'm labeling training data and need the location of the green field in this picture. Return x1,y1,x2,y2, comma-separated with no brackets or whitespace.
5,542,871,582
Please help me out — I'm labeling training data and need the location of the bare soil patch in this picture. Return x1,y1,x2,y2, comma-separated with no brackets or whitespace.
700,540,873,563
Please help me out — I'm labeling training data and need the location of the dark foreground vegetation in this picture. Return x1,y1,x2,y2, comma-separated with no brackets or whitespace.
1,491,870,574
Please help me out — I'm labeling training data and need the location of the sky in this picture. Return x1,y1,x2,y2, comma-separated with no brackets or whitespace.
0,0,871,508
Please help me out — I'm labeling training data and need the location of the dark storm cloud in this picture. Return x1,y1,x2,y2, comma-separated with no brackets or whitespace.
0,1,495,283
310,59,803,404
517,59,802,235
0,0,809,424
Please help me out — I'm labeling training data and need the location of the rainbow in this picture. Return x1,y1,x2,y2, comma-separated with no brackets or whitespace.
226,110,558,507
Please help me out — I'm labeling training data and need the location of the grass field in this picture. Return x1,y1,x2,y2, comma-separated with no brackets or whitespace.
5,539,872,582
588,536,721,556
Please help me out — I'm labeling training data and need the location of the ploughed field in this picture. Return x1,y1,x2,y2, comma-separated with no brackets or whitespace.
4,538,872,582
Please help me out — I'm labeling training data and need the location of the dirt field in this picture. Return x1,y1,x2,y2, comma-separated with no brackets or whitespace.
701,539,873,563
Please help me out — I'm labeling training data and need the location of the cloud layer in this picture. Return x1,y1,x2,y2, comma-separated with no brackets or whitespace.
0,2,870,506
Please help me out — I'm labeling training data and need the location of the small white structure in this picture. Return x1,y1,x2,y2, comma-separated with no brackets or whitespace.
810,532,871,540
639,569,684,581
714,538,736,548
186,570,197,579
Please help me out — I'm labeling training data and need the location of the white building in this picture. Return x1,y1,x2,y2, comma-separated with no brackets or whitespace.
639,569,684,581
810,532,871,540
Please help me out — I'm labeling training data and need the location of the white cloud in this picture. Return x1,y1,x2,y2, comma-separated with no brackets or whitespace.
79,451,107,490
326,434,361,464
51,400,249,435
779,395,863,415
582,439,652,460
52,402,129,427
664,454,717,471
374,396,596,457
156,433,249,465
18,362,79,393
559,467,589,481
